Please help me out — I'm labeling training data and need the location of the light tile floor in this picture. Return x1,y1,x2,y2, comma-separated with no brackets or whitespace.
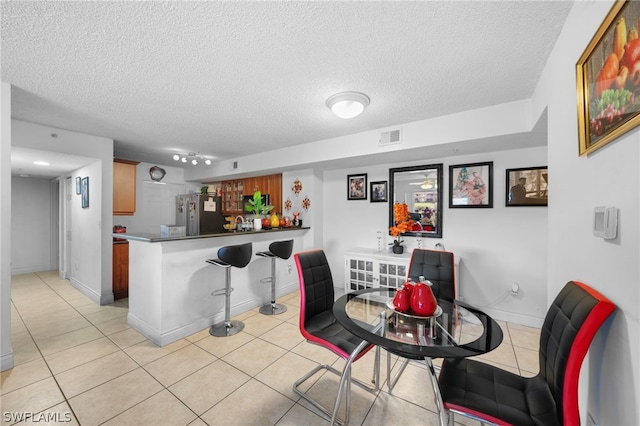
2,271,542,426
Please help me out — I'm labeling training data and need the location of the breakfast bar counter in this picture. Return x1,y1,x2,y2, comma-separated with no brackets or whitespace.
114,227,310,346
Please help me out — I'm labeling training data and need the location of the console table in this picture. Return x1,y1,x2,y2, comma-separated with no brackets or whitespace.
344,247,460,296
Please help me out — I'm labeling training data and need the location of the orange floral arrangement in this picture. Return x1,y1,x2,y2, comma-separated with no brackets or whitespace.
389,202,414,246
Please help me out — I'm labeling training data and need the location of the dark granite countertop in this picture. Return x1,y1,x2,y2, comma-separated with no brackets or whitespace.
112,226,310,243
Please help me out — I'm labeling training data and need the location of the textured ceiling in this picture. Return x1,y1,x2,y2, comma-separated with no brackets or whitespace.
2,1,573,178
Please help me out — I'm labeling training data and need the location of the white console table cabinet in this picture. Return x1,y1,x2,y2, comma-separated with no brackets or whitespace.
344,247,460,297
344,248,412,292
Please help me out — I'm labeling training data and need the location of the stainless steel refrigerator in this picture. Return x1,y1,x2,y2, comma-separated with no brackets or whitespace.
176,194,225,236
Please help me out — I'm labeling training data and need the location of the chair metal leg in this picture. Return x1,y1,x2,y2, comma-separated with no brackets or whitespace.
424,356,449,426
210,267,244,337
259,258,287,315
293,340,379,426
387,352,410,392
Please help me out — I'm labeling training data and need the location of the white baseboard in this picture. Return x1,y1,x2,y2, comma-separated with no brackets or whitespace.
69,277,114,306
10,265,51,275
480,306,544,328
1,351,14,372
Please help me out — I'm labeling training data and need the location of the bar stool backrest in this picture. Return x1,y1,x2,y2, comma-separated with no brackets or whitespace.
269,239,294,260
218,242,252,268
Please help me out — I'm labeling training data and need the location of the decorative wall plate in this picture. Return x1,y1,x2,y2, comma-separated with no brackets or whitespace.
292,178,303,196
149,166,166,182
302,195,311,211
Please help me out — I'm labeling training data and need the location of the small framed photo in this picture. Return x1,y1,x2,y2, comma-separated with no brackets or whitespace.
81,177,90,208
347,173,367,200
370,181,388,203
449,162,493,208
506,166,548,207
75,177,81,195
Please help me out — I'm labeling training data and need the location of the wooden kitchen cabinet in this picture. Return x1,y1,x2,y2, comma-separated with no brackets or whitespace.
221,179,244,215
221,174,282,215
113,241,129,300
113,159,139,215
266,174,282,215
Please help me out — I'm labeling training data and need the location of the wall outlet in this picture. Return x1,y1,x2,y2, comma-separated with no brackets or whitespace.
287,265,292,274
510,282,520,295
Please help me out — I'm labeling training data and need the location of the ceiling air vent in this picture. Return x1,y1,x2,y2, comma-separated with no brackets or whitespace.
379,129,401,146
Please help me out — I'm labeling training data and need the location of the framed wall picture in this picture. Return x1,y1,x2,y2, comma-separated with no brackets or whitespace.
370,181,387,202
449,162,493,208
81,177,90,208
576,0,640,156
347,173,367,200
75,177,81,195
505,166,548,207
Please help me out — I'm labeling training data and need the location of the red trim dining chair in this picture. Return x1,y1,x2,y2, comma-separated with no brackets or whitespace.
437,280,616,426
293,249,379,425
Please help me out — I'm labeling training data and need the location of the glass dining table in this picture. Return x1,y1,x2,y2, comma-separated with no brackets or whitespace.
333,288,503,426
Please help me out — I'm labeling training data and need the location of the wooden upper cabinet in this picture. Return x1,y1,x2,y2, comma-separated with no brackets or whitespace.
220,173,282,215
266,174,282,215
113,159,139,215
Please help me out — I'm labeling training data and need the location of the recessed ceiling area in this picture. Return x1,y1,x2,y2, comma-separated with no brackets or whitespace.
2,2,572,174
11,147,96,179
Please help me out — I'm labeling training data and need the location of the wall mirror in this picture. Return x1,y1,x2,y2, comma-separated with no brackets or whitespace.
389,164,443,238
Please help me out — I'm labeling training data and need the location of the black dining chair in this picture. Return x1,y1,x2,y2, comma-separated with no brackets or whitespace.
406,248,456,302
293,249,379,426
438,280,616,426
387,248,457,391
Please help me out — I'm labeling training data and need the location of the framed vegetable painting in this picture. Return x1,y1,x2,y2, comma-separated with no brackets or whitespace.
449,162,493,208
347,173,367,200
577,0,640,156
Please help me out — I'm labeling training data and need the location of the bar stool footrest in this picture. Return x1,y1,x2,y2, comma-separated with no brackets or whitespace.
209,320,244,337
259,303,287,315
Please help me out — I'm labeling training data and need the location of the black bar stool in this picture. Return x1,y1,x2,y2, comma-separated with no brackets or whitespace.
256,239,293,315
205,242,252,336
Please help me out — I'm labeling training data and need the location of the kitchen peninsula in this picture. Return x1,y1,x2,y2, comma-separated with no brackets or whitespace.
114,227,310,346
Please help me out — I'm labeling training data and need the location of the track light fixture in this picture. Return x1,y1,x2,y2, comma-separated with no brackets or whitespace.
172,152,212,166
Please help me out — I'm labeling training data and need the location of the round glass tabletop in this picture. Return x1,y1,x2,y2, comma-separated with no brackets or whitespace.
333,288,503,359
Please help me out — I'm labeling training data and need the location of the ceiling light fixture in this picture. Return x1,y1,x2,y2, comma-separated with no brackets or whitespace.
33,161,50,166
326,91,370,119
172,152,212,166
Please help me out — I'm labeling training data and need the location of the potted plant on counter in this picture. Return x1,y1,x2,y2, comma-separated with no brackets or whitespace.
389,202,414,254
245,190,274,230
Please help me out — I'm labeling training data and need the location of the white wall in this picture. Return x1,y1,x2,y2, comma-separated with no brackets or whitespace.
11,177,55,274
282,169,320,252
1,82,13,371
113,161,199,233
533,2,639,425
322,147,548,326
69,161,109,303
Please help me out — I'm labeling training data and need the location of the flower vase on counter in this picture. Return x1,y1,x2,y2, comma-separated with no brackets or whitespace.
244,190,274,231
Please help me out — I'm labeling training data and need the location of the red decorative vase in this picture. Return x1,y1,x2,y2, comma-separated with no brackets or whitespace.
410,283,437,316
392,289,410,313
402,281,414,299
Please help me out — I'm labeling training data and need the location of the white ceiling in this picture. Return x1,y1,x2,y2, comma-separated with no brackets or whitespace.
2,1,573,179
